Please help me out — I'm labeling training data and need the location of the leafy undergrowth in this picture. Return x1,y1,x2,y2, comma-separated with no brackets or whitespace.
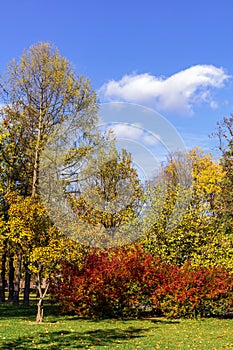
0,302,233,349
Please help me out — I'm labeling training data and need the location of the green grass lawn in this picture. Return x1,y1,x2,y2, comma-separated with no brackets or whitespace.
0,302,233,349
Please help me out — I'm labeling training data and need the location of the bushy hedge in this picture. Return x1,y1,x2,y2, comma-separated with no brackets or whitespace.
50,245,233,318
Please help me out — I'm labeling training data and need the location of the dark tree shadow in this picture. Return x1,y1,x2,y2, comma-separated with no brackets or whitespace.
1,326,153,349
149,318,180,324
0,302,59,320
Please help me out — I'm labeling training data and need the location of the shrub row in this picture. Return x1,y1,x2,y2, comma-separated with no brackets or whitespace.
50,245,233,318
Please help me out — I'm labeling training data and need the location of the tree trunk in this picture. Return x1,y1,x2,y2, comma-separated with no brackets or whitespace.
8,255,15,302
36,273,49,323
23,264,31,306
13,251,22,306
36,297,44,323
0,250,7,302
32,105,43,198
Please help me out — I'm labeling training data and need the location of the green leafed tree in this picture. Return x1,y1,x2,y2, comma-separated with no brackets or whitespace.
66,144,144,248
214,115,233,229
0,42,98,197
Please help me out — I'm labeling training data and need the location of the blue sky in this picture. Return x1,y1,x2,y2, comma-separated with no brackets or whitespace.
1,0,233,166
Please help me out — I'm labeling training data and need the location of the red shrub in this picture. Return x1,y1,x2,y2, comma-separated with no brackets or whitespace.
50,246,233,318
152,263,233,318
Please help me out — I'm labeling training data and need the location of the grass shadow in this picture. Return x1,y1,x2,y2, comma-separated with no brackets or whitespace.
0,301,60,320
0,326,151,349
149,318,180,324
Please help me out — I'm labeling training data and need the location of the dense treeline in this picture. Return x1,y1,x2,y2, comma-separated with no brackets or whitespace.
0,42,232,321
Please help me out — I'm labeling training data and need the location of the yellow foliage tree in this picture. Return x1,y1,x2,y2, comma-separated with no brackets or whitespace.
142,148,227,267
6,193,85,323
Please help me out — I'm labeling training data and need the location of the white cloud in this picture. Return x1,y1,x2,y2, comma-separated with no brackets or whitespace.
99,65,230,115
210,100,218,109
110,123,160,146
